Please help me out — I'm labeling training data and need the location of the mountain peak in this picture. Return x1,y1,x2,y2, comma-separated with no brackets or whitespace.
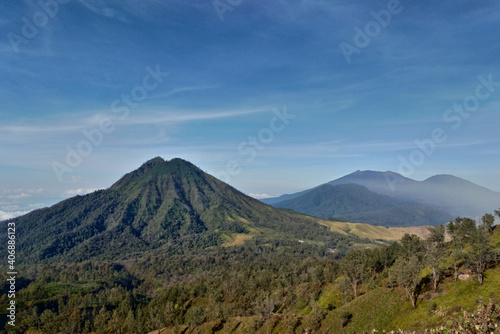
111,157,199,189
145,156,165,164
423,174,465,183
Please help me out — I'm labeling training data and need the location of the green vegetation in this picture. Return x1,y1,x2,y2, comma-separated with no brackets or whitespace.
1,213,498,333
0,158,499,333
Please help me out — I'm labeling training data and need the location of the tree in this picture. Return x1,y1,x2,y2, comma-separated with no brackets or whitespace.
337,275,352,304
109,309,123,334
94,307,111,334
124,310,136,334
495,207,500,219
447,217,476,249
40,309,59,333
341,249,367,298
447,217,476,281
425,225,446,291
481,214,495,234
392,255,423,308
400,234,424,261
464,226,497,286
256,294,275,321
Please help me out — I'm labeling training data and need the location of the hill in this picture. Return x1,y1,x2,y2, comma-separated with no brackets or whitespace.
263,170,500,220
3,157,374,264
273,183,453,226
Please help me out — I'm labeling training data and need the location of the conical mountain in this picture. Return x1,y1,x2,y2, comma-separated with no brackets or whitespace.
8,157,363,263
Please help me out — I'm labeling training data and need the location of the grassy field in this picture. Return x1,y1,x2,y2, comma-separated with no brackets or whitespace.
318,219,430,242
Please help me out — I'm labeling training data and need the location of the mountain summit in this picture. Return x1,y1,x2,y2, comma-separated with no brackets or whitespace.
8,158,364,263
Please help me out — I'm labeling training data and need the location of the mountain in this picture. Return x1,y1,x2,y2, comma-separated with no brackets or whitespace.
261,170,414,205
4,157,369,264
274,183,453,226
263,170,500,222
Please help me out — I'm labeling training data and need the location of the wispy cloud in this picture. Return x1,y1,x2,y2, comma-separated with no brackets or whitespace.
248,193,275,199
75,0,129,22
65,188,100,196
7,193,31,200
149,85,218,100
121,106,278,125
0,210,30,221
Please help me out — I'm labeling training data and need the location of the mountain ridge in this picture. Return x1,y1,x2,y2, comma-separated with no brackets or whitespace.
263,170,500,219
273,183,453,226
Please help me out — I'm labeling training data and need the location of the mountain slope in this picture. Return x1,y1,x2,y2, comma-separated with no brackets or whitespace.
264,170,500,219
274,183,453,226
6,157,370,264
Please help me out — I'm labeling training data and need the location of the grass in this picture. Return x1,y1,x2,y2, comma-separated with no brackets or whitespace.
220,233,253,247
319,287,406,333
318,220,430,242
391,266,500,331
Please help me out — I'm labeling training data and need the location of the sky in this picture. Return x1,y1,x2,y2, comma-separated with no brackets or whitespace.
1,0,500,220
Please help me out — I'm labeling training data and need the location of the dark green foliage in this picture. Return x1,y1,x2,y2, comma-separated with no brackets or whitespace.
391,255,424,308
340,310,353,328
464,222,498,286
425,225,446,291
340,249,367,298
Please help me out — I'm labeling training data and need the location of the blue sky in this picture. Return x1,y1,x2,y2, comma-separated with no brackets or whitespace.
1,0,500,219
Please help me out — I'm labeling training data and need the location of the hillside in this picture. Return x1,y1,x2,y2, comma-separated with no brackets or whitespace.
146,219,500,334
264,170,500,220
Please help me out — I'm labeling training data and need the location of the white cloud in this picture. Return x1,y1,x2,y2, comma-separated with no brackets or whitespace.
7,193,31,200
122,105,278,126
248,193,275,199
0,210,30,221
65,188,99,196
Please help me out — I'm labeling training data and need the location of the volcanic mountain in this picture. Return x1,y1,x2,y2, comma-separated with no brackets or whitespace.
263,170,500,224
5,157,368,263
272,183,453,226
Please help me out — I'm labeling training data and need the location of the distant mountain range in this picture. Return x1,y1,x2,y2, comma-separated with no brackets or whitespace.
262,170,500,225
3,158,371,264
